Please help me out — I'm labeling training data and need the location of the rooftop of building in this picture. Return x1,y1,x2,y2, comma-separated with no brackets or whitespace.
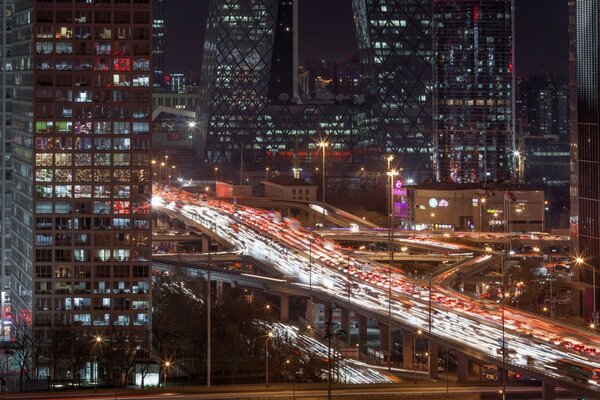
264,175,317,187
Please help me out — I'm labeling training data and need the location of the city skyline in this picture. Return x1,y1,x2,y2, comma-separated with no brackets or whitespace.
164,0,569,78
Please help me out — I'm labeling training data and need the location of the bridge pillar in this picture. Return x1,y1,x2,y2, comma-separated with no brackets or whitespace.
279,293,289,322
202,235,210,252
340,308,350,344
427,340,438,380
358,314,368,347
542,382,555,400
306,298,316,327
379,322,389,352
402,330,414,370
216,281,224,299
456,352,468,382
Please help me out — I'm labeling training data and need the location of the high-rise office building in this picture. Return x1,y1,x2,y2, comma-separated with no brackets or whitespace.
574,0,599,323
197,0,372,168
353,0,434,179
516,74,570,182
432,0,515,183
152,0,165,89
9,0,153,371
0,0,12,339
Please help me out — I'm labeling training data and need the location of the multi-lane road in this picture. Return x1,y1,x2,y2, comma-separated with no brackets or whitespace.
153,187,600,395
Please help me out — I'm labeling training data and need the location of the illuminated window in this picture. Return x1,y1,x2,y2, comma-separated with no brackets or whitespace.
36,185,53,198
94,154,110,166
74,185,92,198
55,153,72,166
95,122,111,134
75,169,92,182
94,170,112,182
114,186,130,198
113,154,130,166
35,121,54,134
55,185,72,198
94,185,111,198
55,169,73,183
113,58,131,72
75,154,92,166
35,169,53,182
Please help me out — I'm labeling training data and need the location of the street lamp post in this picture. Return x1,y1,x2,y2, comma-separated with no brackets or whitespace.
387,168,399,370
92,335,103,392
479,198,486,238
265,332,273,387
318,141,328,225
575,256,597,326
163,361,171,388
430,213,435,231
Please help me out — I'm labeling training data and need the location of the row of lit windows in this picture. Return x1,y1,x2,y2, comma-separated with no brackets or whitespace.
34,232,149,248
35,153,148,167
35,121,149,135
35,264,149,279
35,137,148,151
35,185,150,201
36,59,150,75
35,299,150,313
35,248,150,263
34,184,132,199
36,26,150,41
34,210,150,230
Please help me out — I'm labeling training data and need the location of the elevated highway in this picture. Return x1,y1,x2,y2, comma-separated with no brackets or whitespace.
152,187,600,398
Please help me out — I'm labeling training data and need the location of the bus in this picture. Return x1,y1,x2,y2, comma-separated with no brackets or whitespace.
555,358,600,384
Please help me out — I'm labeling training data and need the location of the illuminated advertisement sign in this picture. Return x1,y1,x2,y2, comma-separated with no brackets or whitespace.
393,179,409,218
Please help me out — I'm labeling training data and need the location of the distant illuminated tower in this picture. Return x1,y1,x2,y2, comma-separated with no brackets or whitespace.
433,0,515,183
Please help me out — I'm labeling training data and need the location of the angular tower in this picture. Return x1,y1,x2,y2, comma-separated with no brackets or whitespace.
353,0,434,179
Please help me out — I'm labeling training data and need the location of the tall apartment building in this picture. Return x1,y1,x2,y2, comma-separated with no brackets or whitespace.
9,0,153,372
575,0,600,324
433,0,515,183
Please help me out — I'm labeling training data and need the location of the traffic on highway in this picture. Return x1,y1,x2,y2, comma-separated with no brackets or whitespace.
153,186,600,392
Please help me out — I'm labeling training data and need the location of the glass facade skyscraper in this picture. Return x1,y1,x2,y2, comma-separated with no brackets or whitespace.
197,0,372,169
575,0,600,323
432,0,514,183
8,0,153,372
353,0,434,179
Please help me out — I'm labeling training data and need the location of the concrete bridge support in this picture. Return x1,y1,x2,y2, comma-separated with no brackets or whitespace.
427,340,438,380
340,308,350,344
542,382,555,400
216,281,224,299
456,352,469,382
379,322,390,352
358,314,368,346
402,330,414,369
279,293,289,322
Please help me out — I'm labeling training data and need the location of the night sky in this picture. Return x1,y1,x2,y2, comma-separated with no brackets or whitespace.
164,0,569,78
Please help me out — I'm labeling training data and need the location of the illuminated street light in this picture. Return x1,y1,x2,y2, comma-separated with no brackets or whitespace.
163,360,172,388
265,332,274,387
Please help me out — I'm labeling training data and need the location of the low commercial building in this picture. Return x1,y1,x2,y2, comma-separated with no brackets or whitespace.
411,183,545,232
215,181,253,198
264,176,317,202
